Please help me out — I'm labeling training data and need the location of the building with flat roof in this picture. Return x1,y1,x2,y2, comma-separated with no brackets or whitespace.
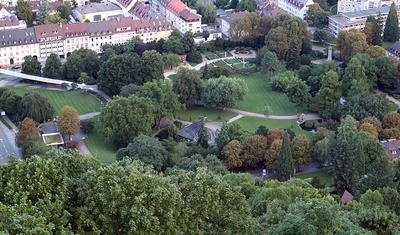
338,0,400,13
73,2,124,22
328,5,400,37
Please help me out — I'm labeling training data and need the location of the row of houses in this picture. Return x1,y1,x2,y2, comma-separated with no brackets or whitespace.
0,17,172,66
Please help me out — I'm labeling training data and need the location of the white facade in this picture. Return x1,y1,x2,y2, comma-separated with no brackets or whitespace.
277,0,314,19
338,0,400,13
0,7,11,18
73,3,125,22
165,9,201,33
220,11,248,38
0,43,39,65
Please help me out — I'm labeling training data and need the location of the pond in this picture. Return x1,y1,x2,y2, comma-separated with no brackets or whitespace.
299,119,323,132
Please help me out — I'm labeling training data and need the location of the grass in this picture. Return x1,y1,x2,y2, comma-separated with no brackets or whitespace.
84,118,117,164
382,41,393,49
296,169,333,187
5,86,102,114
204,51,219,60
216,51,232,57
235,73,310,115
235,117,313,138
213,60,227,66
168,74,178,82
390,103,399,112
232,63,245,70
225,58,240,64
176,106,237,122
329,36,337,45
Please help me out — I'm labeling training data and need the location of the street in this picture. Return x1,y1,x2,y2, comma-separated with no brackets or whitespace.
0,121,21,163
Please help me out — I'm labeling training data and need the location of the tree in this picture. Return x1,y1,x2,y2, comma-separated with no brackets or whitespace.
82,49,100,78
236,0,256,12
305,3,323,23
16,0,33,27
286,78,311,107
261,51,280,78
44,12,67,24
139,50,164,83
340,93,389,121
209,66,230,78
97,53,142,96
366,45,386,58
313,11,332,28
229,12,262,43
375,56,397,89
230,0,238,9
364,16,382,46
196,2,216,24
197,120,210,148
56,4,72,20
116,135,167,170
119,84,141,97
173,68,202,105
138,80,182,128
80,119,94,134
37,0,51,24
383,2,399,42
77,72,89,84
382,113,400,129
43,53,63,80
0,90,21,115
58,106,80,141
337,29,368,61
291,135,311,171
313,28,330,42
21,55,41,76
15,117,38,148
215,0,229,8
18,92,54,123
241,135,268,167
63,53,84,81
265,27,289,59
202,63,209,79
216,122,246,151
201,30,210,40
162,37,184,55
221,140,243,170
276,132,294,181
341,57,369,97
162,53,181,69
310,70,342,119
100,95,155,148
202,76,248,109
332,116,361,195
311,127,335,164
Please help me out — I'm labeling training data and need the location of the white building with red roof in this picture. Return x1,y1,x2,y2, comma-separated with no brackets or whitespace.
165,0,201,34
277,0,314,19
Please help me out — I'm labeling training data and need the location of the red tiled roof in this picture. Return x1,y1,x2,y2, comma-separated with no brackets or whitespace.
167,0,186,14
179,9,200,21
33,23,65,40
63,22,89,37
116,0,134,8
129,1,151,18
381,139,400,159
340,190,354,204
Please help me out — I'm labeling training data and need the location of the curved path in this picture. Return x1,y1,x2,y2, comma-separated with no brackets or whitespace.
164,50,323,122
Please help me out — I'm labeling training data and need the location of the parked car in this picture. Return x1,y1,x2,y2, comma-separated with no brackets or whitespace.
12,65,21,69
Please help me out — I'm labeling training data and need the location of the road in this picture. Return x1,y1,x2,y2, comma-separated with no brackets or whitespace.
0,121,20,163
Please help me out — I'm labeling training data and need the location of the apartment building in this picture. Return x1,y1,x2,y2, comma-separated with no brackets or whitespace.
338,0,400,13
328,5,400,37
73,2,124,22
0,28,38,65
277,0,314,19
0,17,172,66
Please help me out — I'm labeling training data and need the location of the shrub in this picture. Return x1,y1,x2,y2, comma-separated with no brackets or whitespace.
186,51,203,63
80,119,95,134
66,141,79,149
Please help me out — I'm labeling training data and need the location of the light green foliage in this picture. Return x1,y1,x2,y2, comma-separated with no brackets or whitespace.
138,79,183,127
261,51,280,78
339,93,390,121
22,55,41,76
222,173,257,199
341,57,369,97
202,76,248,109
100,95,155,148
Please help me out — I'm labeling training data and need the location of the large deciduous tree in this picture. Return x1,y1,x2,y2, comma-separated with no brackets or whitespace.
0,90,21,115
43,53,63,80
138,80,182,128
291,135,311,171
21,55,41,76
15,117,38,148
310,70,342,119
383,2,399,42
173,68,202,105
261,51,280,78
37,0,51,24
162,53,181,69
97,53,141,96
286,78,311,108
229,12,262,43
341,57,369,97
18,92,54,123
63,53,84,81
339,93,389,121
202,76,248,109
16,0,33,26
364,16,382,46
221,140,243,170
241,135,268,167
58,106,80,141
100,95,155,148
162,37,184,55
196,2,216,25
337,29,368,61
276,132,294,181
265,27,289,59
116,135,167,170
139,50,164,83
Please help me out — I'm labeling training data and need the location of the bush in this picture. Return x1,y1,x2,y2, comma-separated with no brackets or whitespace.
310,50,325,59
80,119,95,134
186,51,203,64
66,141,79,149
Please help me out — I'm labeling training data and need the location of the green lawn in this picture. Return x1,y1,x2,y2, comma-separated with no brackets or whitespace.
236,116,313,138
225,58,240,64
235,73,310,115
213,60,226,66
382,41,393,49
176,106,237,122
216,51,232,57
5,86,102,114
84,118,117,164
296,169,333,187
390,103,399,112
168,74,178,82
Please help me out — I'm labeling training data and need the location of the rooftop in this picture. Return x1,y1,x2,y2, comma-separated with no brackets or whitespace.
0,27,36,47
38,122,59,134
381,139,400,158
75,2,122,14
220,11,249,23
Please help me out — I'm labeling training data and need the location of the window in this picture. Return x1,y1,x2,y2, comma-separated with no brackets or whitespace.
93,15,101,21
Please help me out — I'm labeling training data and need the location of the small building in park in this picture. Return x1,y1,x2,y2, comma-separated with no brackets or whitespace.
38,122,64,147
381,139,400,159
177,117,217,145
